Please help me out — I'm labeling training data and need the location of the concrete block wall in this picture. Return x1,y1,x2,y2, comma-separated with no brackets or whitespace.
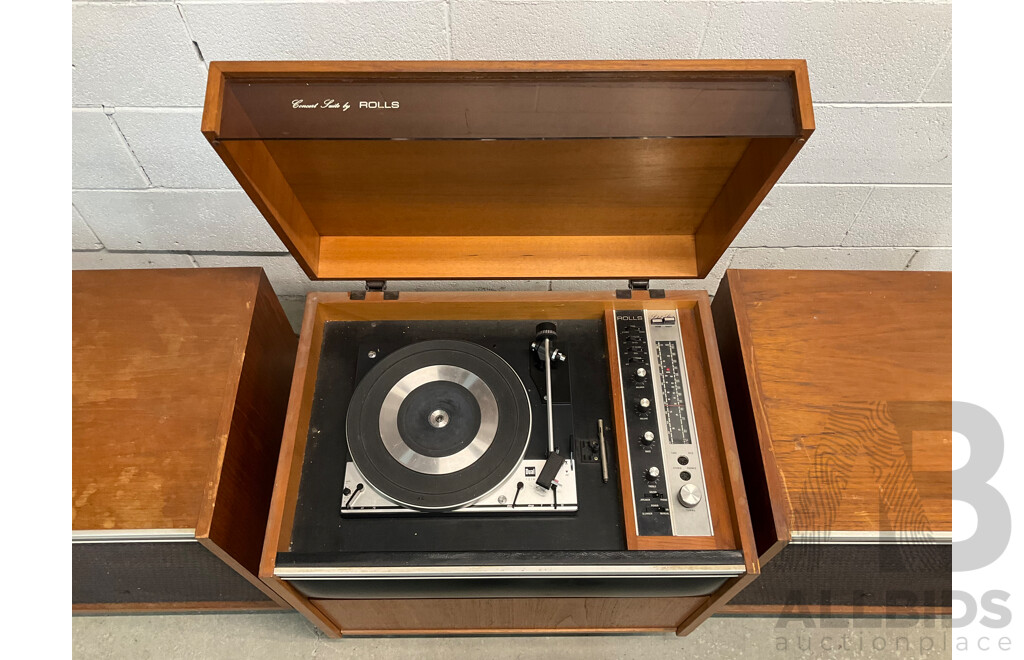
71,0,952,330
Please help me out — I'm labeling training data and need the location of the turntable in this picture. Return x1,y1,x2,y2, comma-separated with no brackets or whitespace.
201,59,814,636
342,331,576,514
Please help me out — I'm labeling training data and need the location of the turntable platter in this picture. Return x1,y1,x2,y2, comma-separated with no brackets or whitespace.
346,340,532,511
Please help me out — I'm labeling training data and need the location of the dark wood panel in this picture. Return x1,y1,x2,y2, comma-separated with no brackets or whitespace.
209,60,811,141
313,596,705,633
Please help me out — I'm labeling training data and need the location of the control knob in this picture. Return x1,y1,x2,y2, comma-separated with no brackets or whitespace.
644,466,661,481
635,397,652,414
640,431,655,446
677,483,702,508
633,367,648,383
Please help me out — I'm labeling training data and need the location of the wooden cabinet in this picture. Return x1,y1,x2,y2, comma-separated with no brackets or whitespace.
198,60,816,637
72,268,297,612
711,269,952,616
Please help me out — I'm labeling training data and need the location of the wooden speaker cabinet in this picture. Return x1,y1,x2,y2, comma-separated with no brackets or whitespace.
711,269,952,617
201,60,814,636
72,268,297,612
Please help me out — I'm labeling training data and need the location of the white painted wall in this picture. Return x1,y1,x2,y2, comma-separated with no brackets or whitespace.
71,0,952,327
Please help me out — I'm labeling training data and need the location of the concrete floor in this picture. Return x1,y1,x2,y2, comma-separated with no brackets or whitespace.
73,612,952,659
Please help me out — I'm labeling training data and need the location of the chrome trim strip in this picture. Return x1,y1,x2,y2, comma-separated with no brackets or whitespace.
644,310,675,532
791,530,953,545
342,459,578,513
71,528,196,544
275,564,746,580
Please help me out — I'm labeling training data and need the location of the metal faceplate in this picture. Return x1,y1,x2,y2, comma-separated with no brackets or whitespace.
341,459,578,514
614,309,713,537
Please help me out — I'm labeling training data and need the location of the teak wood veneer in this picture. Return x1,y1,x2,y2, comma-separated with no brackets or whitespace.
711,270,952,617
72,268,297,611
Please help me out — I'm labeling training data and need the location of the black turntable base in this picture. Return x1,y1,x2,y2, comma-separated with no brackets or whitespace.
284,318,629,557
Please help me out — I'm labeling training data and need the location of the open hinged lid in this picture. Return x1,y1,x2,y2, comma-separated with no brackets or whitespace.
201,61,813,281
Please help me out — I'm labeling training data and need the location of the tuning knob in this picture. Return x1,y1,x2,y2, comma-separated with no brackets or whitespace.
633,367,648,383
644,466,661,481
635,397,652,414
677,483,702,508
640,431,655,446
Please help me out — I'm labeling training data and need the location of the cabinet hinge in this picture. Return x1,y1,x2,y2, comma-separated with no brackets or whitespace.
350,280,398,300
628,279,650,291
616,280,664,299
